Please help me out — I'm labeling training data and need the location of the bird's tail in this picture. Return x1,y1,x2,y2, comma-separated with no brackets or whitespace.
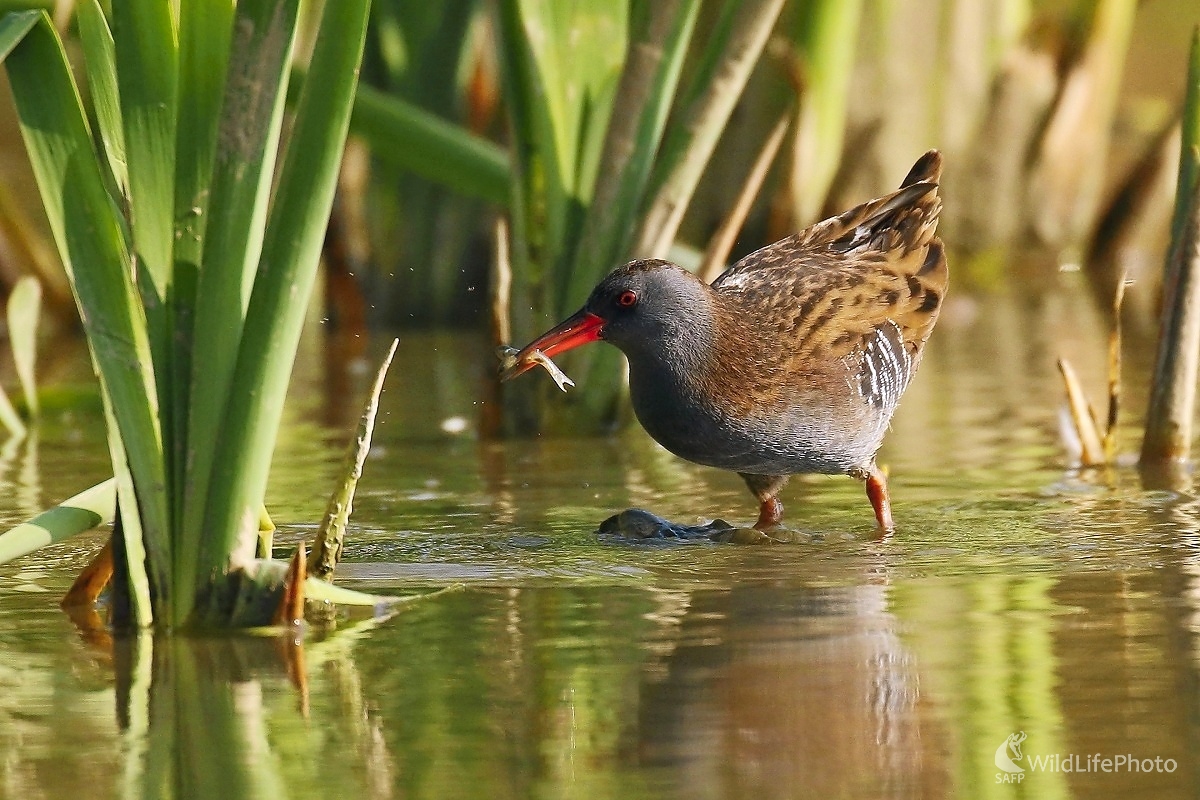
900,149,943,188
885,151,947,353
819,150,949,352
891,150,948,315
822,150,944,260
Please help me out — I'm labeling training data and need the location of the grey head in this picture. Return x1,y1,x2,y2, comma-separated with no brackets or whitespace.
583,259,716,374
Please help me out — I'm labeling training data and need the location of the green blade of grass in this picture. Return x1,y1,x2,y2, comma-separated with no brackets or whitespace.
516,0,627,205
176,0,300,627
1,11,169,616
75,0,127,194
356,2,490,323
786,0,863,226
8,275,40,418
167,0,234,571
343,0,506,209
111,0,178,524
0,477,115,566
348,81,511,206
493,0,629,322
111,0,177,304
197,0,371,610
101,395,153,627
492,0,568,307
174,0,232,257
0,10,35,63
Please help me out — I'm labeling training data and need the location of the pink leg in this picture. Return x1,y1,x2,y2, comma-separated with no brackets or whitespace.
740,473,788,530
753,496,783,530
864,464,894,532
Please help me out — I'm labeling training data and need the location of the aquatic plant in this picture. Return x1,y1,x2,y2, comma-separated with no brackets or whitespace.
0,0,373,628
1057,27,1200,472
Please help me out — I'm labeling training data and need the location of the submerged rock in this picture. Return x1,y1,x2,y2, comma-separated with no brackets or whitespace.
597,508,787,543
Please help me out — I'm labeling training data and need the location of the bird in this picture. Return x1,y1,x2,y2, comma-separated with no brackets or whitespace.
501,150,948,532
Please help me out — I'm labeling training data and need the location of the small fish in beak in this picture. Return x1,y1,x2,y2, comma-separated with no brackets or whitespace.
497,309,606,390
496,346,576,391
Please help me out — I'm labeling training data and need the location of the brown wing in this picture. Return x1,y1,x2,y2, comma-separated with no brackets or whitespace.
709,151,947,382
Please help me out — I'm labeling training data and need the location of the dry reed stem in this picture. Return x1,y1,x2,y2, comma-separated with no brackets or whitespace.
274,542,307,627
1103,272,1126,461
61,536,114,608
697,111,790,284
1058,357,1106,466
490,217,512,346
481,218,513,438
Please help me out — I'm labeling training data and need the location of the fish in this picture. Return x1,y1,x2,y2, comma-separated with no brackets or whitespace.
496,346,575,392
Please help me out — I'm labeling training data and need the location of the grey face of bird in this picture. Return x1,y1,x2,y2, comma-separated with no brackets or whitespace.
585,262,714,367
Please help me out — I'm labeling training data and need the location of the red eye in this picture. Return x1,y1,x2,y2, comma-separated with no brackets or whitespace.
617,290,638,308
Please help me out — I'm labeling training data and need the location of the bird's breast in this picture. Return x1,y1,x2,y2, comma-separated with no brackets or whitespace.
626,358,885,476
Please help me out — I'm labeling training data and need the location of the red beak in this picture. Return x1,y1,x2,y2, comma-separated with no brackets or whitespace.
500,310,605,381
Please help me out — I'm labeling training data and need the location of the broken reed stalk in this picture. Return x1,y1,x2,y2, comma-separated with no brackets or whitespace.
273,542,306,627
697,110,790,283
1058,357,1106,466
1057,270,1126,467
1103,272,1126,461
306,339,398,581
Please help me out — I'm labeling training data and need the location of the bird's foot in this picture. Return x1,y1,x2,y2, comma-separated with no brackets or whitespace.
864,467,894,535
850,463,895,536
752,496,784,530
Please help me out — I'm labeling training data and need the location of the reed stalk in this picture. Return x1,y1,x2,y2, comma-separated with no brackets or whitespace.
698,112,791,283
1141,27,1200,465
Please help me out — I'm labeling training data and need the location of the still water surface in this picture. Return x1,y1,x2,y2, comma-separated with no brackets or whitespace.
1,277,1198,799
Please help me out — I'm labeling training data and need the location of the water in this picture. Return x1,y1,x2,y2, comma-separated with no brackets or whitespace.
1,275,1199,799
